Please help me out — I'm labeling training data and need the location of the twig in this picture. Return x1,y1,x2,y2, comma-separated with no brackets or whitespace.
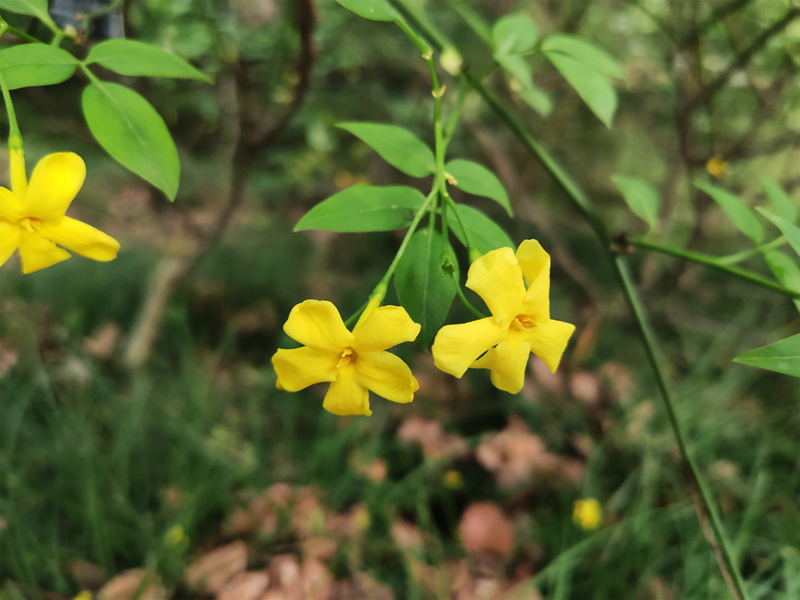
123,0,317,368
386,2,751,597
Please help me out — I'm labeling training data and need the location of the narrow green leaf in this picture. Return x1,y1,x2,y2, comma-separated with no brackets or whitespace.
541,34,624,78
295,185,425,232
696,181,764,244
447,204,515,255
82,82,180,200
495,53,534,91
758,175,797,224
85,40,212,82
611,175,659,227
545,52,617,128
0,45,77,89
335,0,396,21
756,208,800,258
492,13,538,55
338,122,435,178
764,251,800,312
394,229,456,346
446,159,513,216
733,334,800,378
517,86,553,117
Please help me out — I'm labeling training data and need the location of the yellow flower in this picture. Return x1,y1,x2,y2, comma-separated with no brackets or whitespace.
705,156,726,178
432,240,575,394
272,299,421,416
573,498,602,531
0,151,119,274
72,591,93,600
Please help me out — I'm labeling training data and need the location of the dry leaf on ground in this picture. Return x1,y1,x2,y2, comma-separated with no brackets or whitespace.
185,540,248,593
97,569,166,600
397,416,468,460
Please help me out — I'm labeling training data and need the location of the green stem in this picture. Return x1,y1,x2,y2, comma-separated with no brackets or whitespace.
451,275,487,318
0,16,43,44
443,195,480,261
717,236,787,265
388,3,750,598
613,256,749,600
443,80,469,148
0,71,21,141
378,189,438,291
631,237,799,299
449,0,492,47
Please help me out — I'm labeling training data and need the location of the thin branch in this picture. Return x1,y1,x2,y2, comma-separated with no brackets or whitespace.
684,7,800,113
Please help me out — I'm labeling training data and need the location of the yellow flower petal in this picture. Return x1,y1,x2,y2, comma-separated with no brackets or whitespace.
471,339,531,393
516,240,550,321
432,317,507,377
466,247,526,323
272,346,338,391
354,350,418,403
22,153,86,220
39,216,119,262
18,230,71,273
283,300,354,352
353,305,420,352
0,187,23,222
573,498,602,530
527,319,575,373
0,222,21,267
322,363,371,416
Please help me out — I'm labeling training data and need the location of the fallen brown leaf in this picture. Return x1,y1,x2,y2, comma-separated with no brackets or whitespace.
217,571,270,600
397,416,468,460
97,568,166,600
185,540,248,593
459,502,515,573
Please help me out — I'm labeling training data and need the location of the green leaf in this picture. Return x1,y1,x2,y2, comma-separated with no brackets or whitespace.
696,181,764,244
756,208,800,258
733,334,800,378
764,251,800,312
758,175,797,224
295,186,425,232
338,122,435,178
492,13,538,55
335,0,396,21
394,228,456,346
85,40,212,82
446,159,513,216
0,0,52,23
447,204,515,255
82,82,180,200
0,45,77,90
518,86,553,117
495,53,534,90
541,34,624,78
545,52,617,128
611,175,659,227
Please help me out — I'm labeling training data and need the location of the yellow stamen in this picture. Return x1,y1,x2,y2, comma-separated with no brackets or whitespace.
337,347,355,368
20,217,41,232
9,147,28,199
511,315,536,331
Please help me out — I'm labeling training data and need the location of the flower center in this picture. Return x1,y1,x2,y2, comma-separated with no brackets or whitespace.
511,314,536,331
20,217,42,232
337,347,356,368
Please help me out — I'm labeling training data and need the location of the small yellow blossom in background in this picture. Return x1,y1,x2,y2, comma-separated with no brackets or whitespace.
0,151,119,273
163,524,189,548
443,469,464,489
573,498,602,531
272,299,421,416
72,591,93,600
705,155,726,178
432,240,575,394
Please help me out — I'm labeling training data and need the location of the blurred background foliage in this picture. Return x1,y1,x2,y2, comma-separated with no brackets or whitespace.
0,0,798,598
